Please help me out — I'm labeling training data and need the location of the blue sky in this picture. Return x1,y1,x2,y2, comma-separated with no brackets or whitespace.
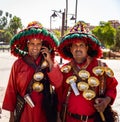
0,0,120,29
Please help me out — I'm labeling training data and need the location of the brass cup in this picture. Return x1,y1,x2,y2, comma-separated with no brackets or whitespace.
66,75,80,96
78,70,90,80
88,76,100,87
93,66,104,76
77,82,89,91
83,89,96,100
41,60,48,69
61,65,71,73
32,82,44,92
66,75,77,84
33,72,44,81
104,67,114,77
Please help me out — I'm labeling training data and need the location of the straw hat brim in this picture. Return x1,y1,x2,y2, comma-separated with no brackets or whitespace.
58,32,102,60
10,27,59,57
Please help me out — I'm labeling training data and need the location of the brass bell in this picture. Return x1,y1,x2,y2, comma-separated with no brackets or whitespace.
32,82,44,92
66,75,77,84
88,76,100,87
77,82,89,91
41,60,48,69
104,67,114,77
83,89,96,100
33,72,44,81
93,66,104,76
61,65,71,73
78,70,90,80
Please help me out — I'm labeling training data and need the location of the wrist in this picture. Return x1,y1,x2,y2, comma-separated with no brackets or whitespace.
105,96,111,105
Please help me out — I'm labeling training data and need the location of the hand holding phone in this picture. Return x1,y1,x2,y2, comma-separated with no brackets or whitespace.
41,46,49,58
41,46,53,70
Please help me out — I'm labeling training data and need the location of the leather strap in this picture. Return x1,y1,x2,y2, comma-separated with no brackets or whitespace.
22,55,44,94
98,60,106,97
67,111,95,121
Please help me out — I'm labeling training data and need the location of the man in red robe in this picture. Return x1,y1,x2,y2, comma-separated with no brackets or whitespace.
57,21,118,122
2,21,63,122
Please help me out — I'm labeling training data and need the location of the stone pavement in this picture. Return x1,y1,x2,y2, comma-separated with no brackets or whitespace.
0,51,120,122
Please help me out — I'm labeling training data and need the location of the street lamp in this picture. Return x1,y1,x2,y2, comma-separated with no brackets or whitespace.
50,9,65,37
50,9,66,64
66,0,78,27
50,12,57,30
50,9,75,64
70,15,76,21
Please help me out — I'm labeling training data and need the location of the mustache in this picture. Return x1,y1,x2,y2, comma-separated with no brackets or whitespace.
75,50,82,53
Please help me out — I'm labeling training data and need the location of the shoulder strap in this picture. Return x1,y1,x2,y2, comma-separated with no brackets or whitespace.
22,55,44,94
98,60,106,97
70,61,80,80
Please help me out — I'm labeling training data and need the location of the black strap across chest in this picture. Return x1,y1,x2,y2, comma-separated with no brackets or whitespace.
22,55,46,94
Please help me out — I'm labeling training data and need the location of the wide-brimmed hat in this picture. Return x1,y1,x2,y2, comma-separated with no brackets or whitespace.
10,21,59,57
58,21,102,60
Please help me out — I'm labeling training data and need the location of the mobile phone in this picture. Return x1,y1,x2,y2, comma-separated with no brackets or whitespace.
41,47,47,57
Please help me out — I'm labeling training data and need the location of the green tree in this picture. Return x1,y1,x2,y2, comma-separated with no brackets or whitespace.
53,29,61,39
3,30,13,44
113,26,120,51
9,16,23,35
92,22,116,48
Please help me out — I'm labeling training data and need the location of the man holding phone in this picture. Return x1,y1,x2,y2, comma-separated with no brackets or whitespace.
2,21,63,122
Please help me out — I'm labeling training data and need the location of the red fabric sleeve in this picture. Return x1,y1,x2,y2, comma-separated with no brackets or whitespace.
47,61,63,88
2,62,17,112
105,76,118,104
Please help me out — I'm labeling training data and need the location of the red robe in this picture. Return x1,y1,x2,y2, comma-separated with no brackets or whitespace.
56,59,118,122
2,56,63,122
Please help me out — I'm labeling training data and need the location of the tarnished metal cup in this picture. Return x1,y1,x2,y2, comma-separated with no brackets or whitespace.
78,70,90,80
41,60,48,69
32,82,44,92
104,67,114,77
24,94,35,108
83,89,96,100
61,65,71,73
88,76,100,87
66,76,80,96
77,82,89,91
33,72,44,81
93,66,104,76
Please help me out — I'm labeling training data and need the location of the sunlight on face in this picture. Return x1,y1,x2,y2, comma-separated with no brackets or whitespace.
70,42,88,63
27,38,42,59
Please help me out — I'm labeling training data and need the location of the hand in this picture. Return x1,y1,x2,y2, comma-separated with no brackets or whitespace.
41,46,53,70
9,112,14,122
57,112,62,122
94,96,111,112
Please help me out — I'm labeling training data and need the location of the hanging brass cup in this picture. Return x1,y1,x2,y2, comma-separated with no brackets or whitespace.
78,70,90,80
83,89,96,100
104,67,114,77
66,76,77,84
88,76,100,87
66,75,80,96
77,82,89,91
33,72,44,81
32,82,44,92
61,65,71,73
41,60,48,69
93,66,104,76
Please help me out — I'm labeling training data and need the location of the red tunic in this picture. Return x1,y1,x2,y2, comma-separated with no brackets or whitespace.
57,59,118,122
2,56,63,122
